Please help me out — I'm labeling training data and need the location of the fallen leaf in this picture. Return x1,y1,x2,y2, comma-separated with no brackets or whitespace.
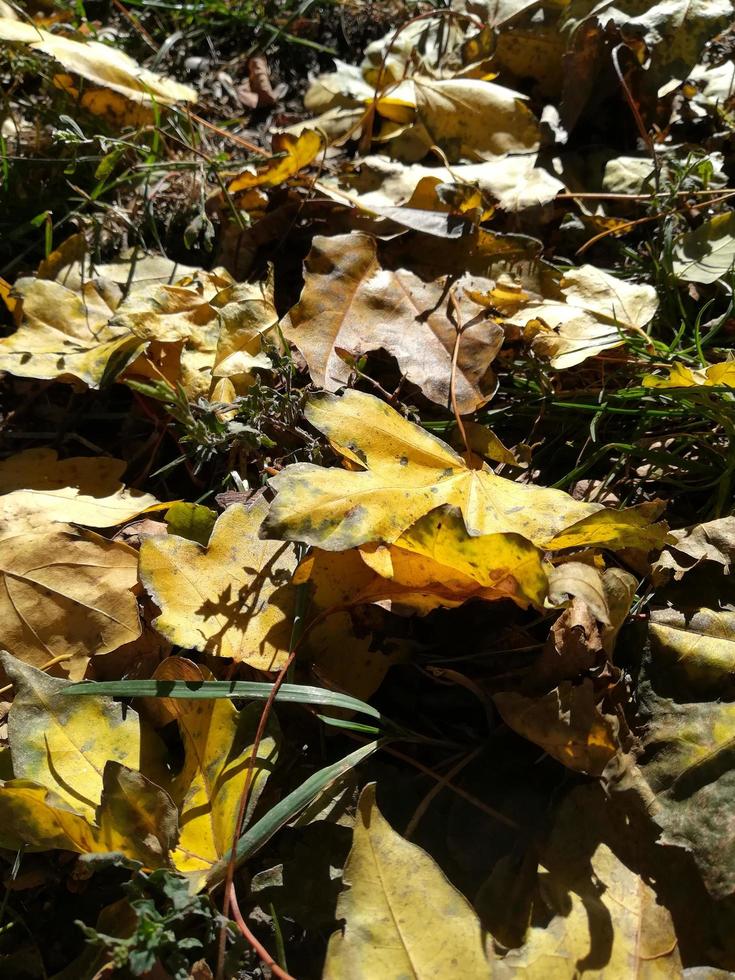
298,506,548,613
283,232,504,413
323,154,564,212
494,680,620,775
643,360,735,389
653,516,735,581
0,764,177,869
648,605,735,699
306,612,398,702
508,265,659,369
162,659,279,884
412,76,540,161
545,501,669,553
324,783,489,979
488,784,683,977
0,525,141,677
165,502,217,546
561,0,733,85
673,212,735,283
116,269,277,398
0,449,159,529
0,278,144,387
626,627,735,897
0,18,196,105
0,653,149,823
140,500,296,668
229,130,322,192
263,389,665,552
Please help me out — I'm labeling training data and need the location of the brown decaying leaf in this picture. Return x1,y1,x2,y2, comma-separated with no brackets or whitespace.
283,232,503,413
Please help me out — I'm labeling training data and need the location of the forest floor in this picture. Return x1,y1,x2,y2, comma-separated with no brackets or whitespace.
1,1,735,978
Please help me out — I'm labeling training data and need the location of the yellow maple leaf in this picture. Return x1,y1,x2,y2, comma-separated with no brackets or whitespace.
140,500,296,668
263,390,663,553
297,506,548,613
155,658,279,885
0,278,144,388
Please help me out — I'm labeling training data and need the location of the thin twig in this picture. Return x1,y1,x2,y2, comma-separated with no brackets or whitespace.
228,882,297,980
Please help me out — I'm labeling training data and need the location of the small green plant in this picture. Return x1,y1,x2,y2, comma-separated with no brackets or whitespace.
77,868,246,979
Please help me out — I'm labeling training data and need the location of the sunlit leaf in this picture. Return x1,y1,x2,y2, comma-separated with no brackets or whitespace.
263,389,664,552
324,783,489,979
140,500,296,668
0,524,141,677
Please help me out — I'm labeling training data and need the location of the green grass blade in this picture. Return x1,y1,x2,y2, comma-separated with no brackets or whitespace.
64,679,381,721
206,739,383,890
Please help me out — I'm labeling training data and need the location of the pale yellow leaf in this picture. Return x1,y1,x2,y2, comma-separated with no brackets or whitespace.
0,449,159,529
0,278,144,387
161,659,279,882
0,654,147,822
324,783,488,979
0,18,196,105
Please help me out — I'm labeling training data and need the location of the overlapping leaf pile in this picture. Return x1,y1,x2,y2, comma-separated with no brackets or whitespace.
2,0,735,976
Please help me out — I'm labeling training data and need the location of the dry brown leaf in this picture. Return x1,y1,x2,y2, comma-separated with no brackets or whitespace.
283,232,503,413
494,679,620,775
0,525,140,678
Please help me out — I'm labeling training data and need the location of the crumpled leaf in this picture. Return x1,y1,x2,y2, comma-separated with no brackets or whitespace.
297,506,548,613
159,658,279,884
0,764,177,868
493,679,620,775
0,656,176,868
0,449,159,529
117,269,277,398
323,154,563,213
0,277,144,387
140,500,296,668
229,130,322,192
0,18,196,105
672,212,735,284
283,232,503,413
324,783,488,980
561,0,733,84
643,360,735,389
0,524,141,677
487,784,683,977
263,389,663,553
508,265,659,369
653,516,735,581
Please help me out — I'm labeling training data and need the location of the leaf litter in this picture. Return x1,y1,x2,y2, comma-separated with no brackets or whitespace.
1,0,735,976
